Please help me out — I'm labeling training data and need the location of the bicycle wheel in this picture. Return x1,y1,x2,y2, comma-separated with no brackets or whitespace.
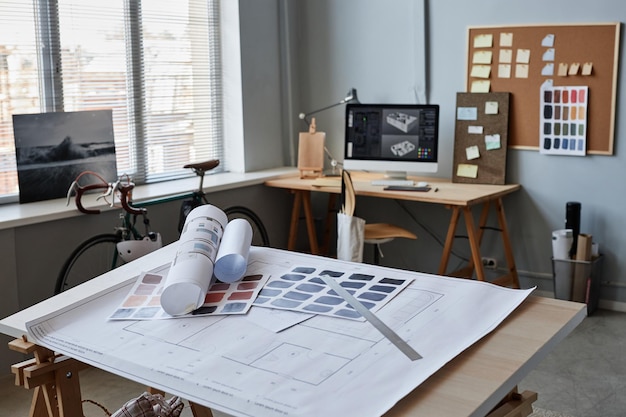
225,206,270,247
55,234,123,294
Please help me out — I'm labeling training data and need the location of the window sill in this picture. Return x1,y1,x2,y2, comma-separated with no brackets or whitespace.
0,167,298,231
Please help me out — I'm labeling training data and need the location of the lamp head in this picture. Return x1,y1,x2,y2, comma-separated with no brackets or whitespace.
341,88,359,104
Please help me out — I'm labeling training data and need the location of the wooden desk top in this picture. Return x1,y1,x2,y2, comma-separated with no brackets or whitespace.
265,172,521,207
0,244,585,417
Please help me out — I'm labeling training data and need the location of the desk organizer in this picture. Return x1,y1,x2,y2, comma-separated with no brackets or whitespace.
552,255,603,315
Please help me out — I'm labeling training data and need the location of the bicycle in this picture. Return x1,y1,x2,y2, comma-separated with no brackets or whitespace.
55,159,270,294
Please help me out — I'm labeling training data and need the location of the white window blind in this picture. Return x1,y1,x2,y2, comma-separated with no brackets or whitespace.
0,0,223,200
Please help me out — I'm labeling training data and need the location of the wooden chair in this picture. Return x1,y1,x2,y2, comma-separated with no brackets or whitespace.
341,170,417,264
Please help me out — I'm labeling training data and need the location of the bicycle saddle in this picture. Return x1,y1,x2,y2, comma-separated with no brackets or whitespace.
184,159,220,173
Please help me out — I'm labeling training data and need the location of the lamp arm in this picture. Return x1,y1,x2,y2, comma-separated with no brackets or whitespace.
299,101,345,125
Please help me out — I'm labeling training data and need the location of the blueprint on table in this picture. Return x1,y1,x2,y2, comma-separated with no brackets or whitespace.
26,247,533,417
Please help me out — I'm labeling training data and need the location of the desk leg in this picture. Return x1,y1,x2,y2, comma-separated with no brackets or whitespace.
492,198,521,288
287,190,320,255
463,206,487,282
438,206,461,275
287,191,303,251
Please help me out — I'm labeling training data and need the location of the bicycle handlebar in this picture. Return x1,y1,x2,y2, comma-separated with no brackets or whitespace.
68,173,146,216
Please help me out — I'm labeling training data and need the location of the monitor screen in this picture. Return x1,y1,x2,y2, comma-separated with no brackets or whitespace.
343,103,439,178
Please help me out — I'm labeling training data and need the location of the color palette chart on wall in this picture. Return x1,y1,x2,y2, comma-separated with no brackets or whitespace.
252,266,414,320
110,264,270,320
540,85,588,156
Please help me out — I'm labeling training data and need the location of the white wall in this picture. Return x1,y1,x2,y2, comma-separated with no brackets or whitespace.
289,0,626,306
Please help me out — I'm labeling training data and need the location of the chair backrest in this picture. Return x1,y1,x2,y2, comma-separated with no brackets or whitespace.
341,170,356,216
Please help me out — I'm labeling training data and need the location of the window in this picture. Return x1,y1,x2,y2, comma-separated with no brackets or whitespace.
0,0,223,202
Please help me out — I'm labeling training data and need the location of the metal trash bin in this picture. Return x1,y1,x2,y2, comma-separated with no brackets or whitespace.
552,255,603,315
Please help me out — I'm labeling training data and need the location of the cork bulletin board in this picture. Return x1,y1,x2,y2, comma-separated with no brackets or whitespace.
466,23,620,154
453,92,510,185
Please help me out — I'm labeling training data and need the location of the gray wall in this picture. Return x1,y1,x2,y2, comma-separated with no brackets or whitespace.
288,0,626,307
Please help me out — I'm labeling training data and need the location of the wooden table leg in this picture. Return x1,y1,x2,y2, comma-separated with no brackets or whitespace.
301,191,319,255
463,206,487,282
438,206,461,275
287,190,303,251
493,198,521,288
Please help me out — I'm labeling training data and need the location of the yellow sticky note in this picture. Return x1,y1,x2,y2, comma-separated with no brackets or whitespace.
470,80,491,93
568,63,580,75
499,49,512,64
515,64,529,78
466,145,480,160
470,65,491,79
474,34,493,48
582,62,593,76
558,63,569,76
498,64,511,78
500,33,513,47
516,49,531,64
473,50,493,65
457,164,478,178
485,101,499,115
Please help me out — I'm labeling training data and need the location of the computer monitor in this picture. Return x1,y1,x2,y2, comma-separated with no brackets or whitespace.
343,103,439,179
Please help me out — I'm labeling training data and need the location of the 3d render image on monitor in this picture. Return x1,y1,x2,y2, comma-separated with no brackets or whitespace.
343,103,439,178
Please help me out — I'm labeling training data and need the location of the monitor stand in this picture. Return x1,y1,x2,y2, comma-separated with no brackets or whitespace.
370,171,414,186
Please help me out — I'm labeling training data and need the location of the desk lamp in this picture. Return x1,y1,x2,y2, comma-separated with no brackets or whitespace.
297,88,359,177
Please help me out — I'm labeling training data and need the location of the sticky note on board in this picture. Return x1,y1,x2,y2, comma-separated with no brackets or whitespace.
499,49,512,63
541,63,554,76
498,64,511,78
558,63,569,76
470,65,491,79
485,101,499,115
474,34,493,48
457,164,478,178
485,134,501,150
457,107,478,120
515,64,529,78
516,49,531,64
542,34,555,47
582,62,593,75
473,50,493,64
569,63,580,75
542,48,555,61
471,80,491,93
468,125,484,134
499,33,513,47
466,145,480,160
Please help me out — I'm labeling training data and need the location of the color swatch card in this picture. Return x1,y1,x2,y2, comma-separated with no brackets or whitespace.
110,263,270,320
540,85,588,156
253,265,414,320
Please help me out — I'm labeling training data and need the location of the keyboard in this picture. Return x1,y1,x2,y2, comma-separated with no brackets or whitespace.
370,179,415,187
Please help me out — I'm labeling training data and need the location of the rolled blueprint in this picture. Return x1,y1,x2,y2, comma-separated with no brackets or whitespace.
160,205,228,316
214,218,253,283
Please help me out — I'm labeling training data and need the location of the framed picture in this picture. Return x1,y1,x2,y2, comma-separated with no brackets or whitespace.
13,110,117,204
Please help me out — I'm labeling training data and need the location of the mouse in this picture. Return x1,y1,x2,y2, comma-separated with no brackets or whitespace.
416,181,429,187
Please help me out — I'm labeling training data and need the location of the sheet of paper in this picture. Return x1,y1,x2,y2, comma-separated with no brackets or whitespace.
541,63,554,76
558,63,569,76
542,34,555,47
470,64,491,79
485,101,499,115
542,48,555,61
499,49,512,64
465,145,480,160
472,50,493,64
516,49,531,64
515,64,529,78
498,64,511,78
474,33,493,48
457,163,478,178
485,134,501,150
26,247,534,417
468,125,484,134
470,80,491,93
499,32,513,47
457,107,478,121
568,63,580,75
582,62,593,76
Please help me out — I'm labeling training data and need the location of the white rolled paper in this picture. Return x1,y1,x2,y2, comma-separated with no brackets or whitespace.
214,218,253,283
160,205,228,316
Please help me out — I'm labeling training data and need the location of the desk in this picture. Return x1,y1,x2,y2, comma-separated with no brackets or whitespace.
1,245,585,417
266,172,522,287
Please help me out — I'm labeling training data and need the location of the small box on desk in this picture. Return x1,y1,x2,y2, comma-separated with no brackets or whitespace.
552,255,603,315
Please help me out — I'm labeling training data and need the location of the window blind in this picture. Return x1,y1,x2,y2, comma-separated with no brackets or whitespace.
0,0,223,201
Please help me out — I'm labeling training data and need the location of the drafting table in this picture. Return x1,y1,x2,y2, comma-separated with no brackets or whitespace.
1,244,585,417
265,172,521,287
